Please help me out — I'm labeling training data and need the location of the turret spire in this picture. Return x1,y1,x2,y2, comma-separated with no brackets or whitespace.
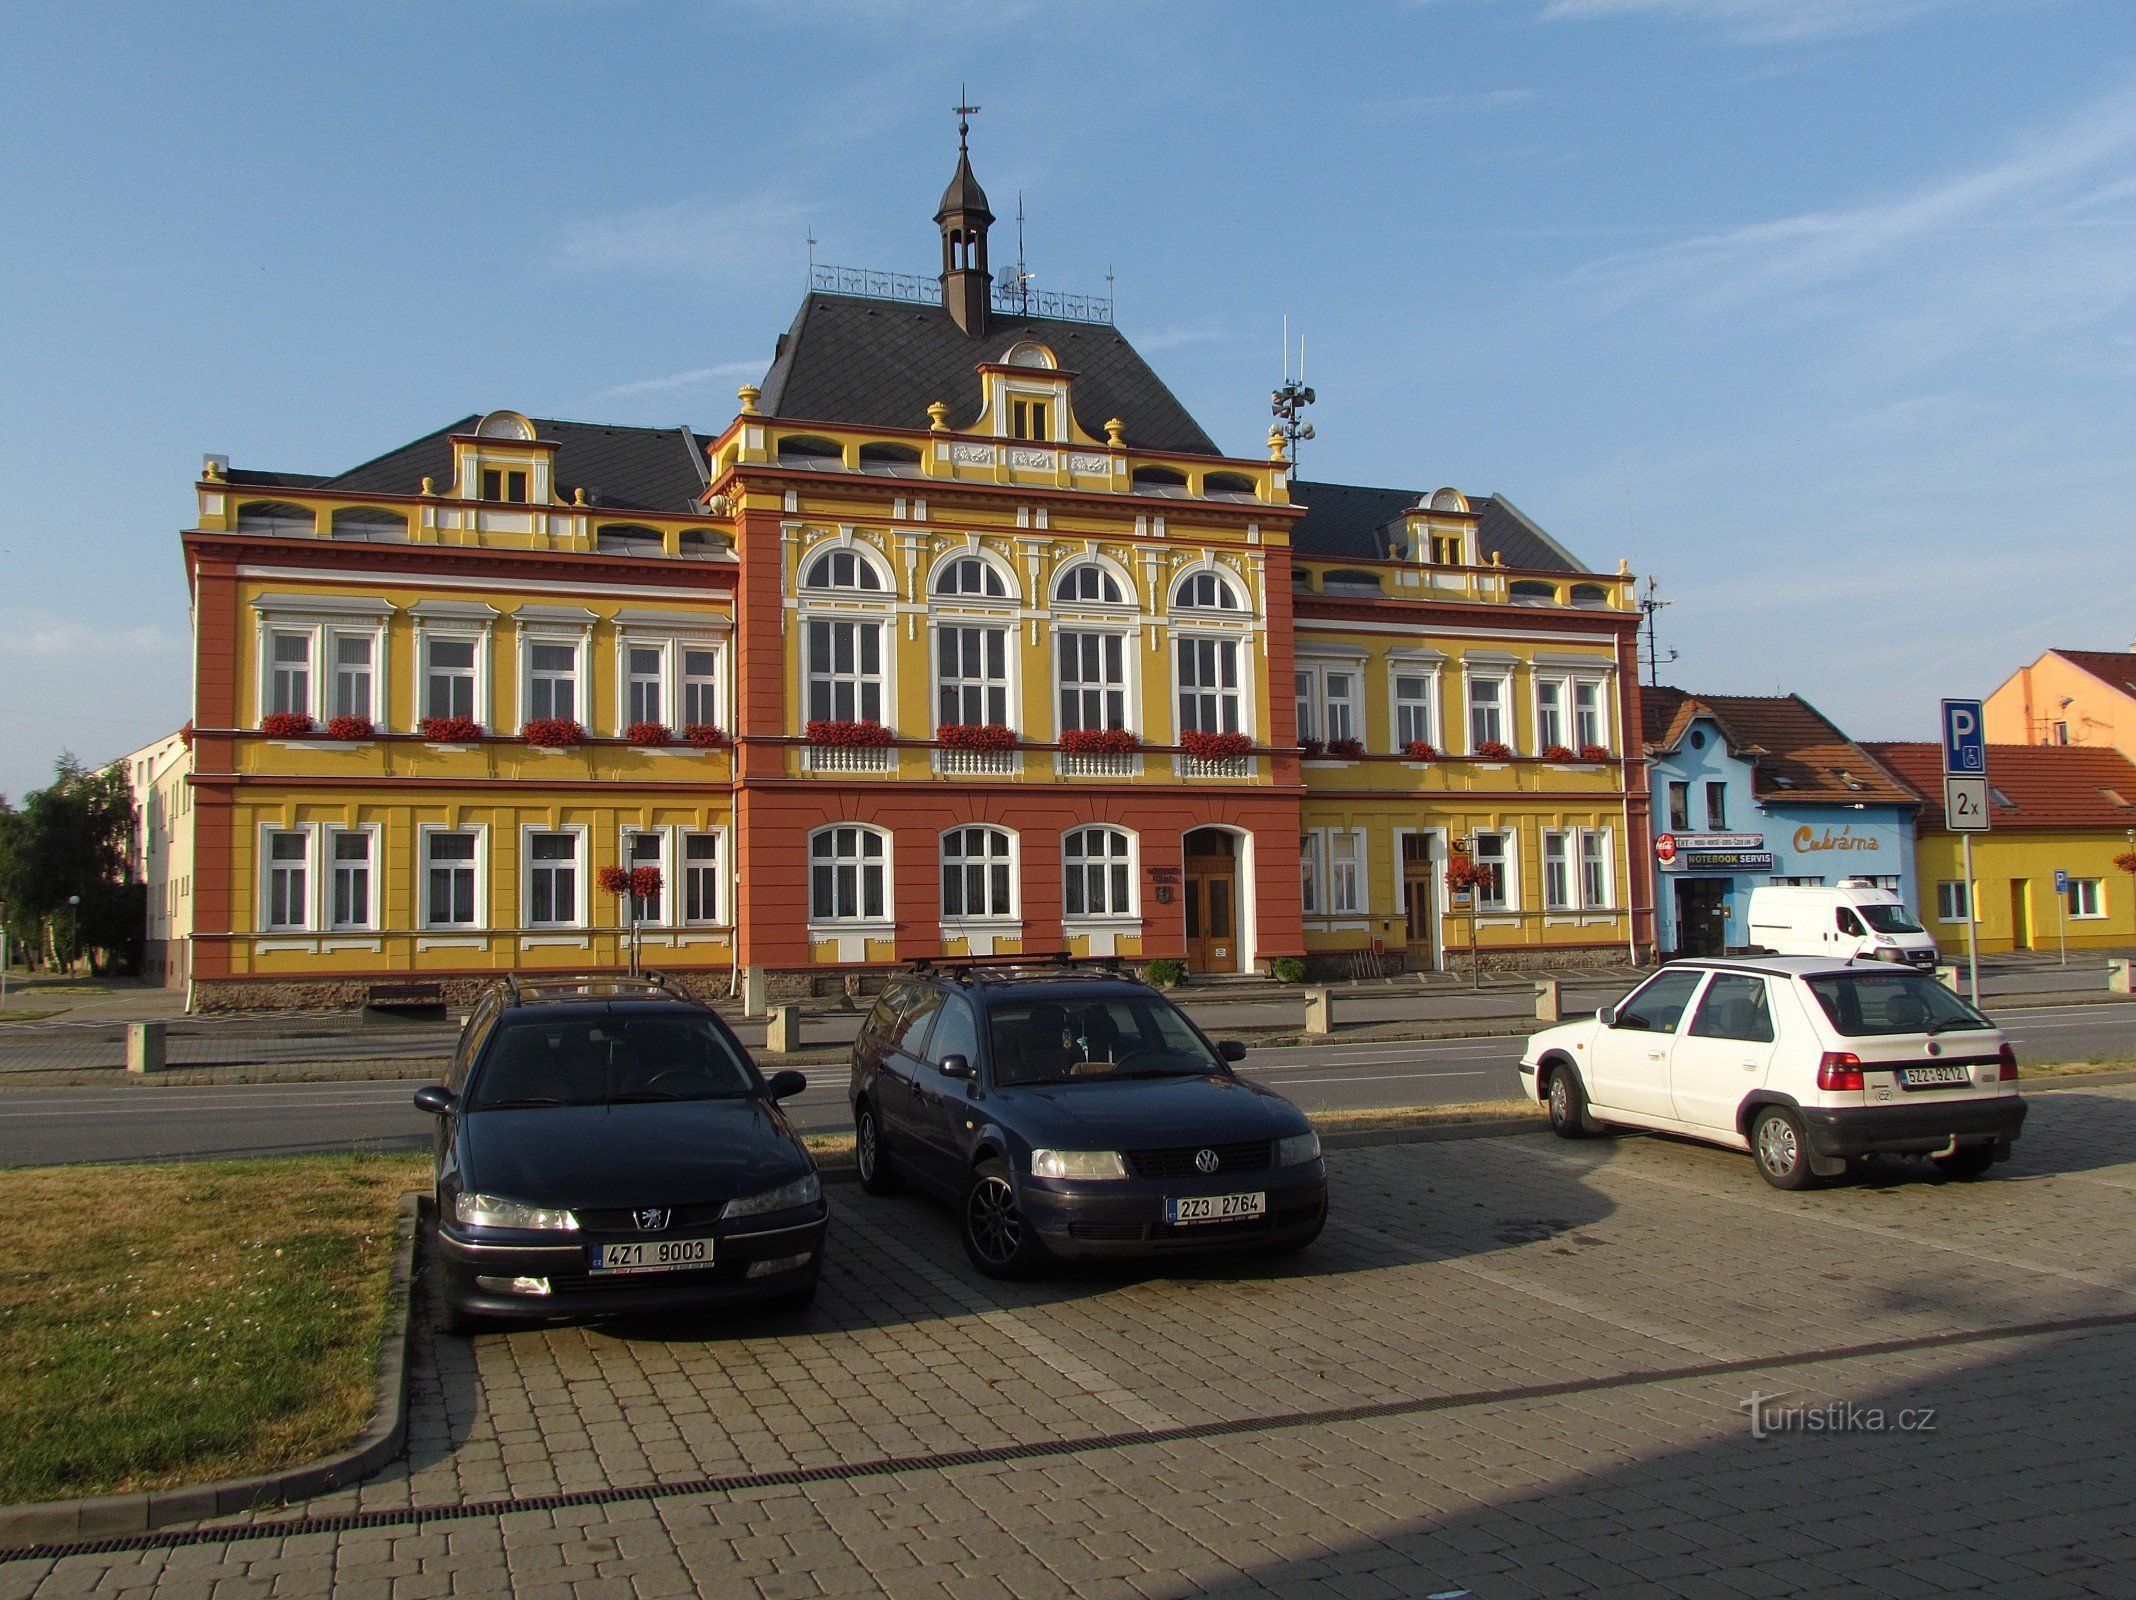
937,92,994,337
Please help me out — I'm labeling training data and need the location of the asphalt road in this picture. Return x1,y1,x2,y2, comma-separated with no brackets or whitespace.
3,1000,2128,1167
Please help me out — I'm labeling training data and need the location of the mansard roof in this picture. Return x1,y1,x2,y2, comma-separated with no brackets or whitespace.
304,417,714,513
1287,479,1586,573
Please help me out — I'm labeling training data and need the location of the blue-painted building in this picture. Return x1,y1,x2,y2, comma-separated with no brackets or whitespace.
1641,690,1921,958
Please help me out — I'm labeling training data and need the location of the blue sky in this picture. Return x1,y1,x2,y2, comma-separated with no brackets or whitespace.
3,0,2133,803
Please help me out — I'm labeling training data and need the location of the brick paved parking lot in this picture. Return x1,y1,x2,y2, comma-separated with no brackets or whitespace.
9,1083,2136,1597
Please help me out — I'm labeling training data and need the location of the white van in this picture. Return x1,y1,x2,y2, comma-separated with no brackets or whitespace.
1745,882,1939,970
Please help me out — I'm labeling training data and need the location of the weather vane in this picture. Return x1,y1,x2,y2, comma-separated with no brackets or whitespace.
955,87,981,148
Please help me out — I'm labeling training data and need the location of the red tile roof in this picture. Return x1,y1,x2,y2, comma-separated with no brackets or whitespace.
2052,649,2136,700
1642,688,1916,806
1863,742,2136,832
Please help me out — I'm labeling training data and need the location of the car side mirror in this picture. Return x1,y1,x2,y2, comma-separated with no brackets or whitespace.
767,1069,808,1101
1217,1040,1248,1062
1596,1004,1619,1028
938,1054,977,1081
413,1085,455,1115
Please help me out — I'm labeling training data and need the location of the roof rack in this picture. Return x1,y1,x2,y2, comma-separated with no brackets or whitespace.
904,952,1141,987
496,972,691,1006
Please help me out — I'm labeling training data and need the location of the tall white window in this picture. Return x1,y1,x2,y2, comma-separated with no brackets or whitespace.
681,648,719,728
328,831,372,929
682,833,721,924
1468,676,1507,750
1574,680,1606,750
1543,833,1572,910
937,627,1010,726
425,831,481,927
806,620,884,723
263,830,308,930
1394,673,1437,749
1058,632,1129,731
1329,830,1365,914
1323,672,1356,741
269,633,311,717
626,645,665,727
1473,832,1512,911
527,643,578,722
624,831,665,923
331,636,374,721
1294,672,1316,742
1063,827,1134,918
1176,637,1242,734
1536,680,1566,751
1581,832,1611,908
1300,832,1323,915
810,826,889,922
942,826,1015,921
527,832,580,927
425,637,478,724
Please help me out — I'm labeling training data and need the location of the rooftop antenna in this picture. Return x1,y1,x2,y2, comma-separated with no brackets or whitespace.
1272,316,1316,461
806,228,817,284
998,190,1034,314
1639,574,1678,689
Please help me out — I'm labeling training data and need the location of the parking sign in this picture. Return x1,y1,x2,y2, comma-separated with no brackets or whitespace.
1941,699,1986,774
2055,869,2070,894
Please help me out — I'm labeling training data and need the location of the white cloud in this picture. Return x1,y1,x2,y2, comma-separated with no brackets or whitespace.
0,620,184,659
555,194,812,281
1363,87,1537,118
1537,0,1967,43
593,359,768,400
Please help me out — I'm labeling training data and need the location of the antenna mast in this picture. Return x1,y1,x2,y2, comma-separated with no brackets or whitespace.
1639,575,1678,688
1271,319,1317,461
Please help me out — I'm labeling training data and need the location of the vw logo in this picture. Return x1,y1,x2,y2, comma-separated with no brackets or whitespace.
1194,1148,1220,1175
634,1207,671,1232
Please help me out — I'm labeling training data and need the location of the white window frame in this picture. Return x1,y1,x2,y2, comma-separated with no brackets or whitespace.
805,616,890,726
1533,676,1567,754
1171,567,1247,614
680,829,725,926
1293,671,1316,743
930,550,1018,602
522,636,585,727
418,630,487,730
1934,880,1973,923
1542,831,1573,911
800,546,890,593
251,599,394,727
1465,669,1512,754
1052,558,1134,609
1473,830,1515,912
934,621,1014,729
266,630,313,719
1390,664,1441,752
259,825,313,932
1056,626,1135,734
521,826,587,930
1174,633,1246,737
940,825,1020,925
1327,828,1367,916
1573,677,1609,753
327,631,378,723
2068,878,2105,919
326,825,378,931
619,828,671,926
621,640,671,731
1300,831,1324,916
1296,657,1366,749
1062,826,1139,922
808,824,894,927
680,645,722,731
420,825,487,931
1580,829,1613,910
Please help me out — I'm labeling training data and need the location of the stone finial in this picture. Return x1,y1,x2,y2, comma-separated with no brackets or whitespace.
573,486,588,506
1618,557,1631,575
420,475,436,496
927,401,951,433
1104,417,1126,448
1267,426,1288,462
737,384,761,415
200,457,222,482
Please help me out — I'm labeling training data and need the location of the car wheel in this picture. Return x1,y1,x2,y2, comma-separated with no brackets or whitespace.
855,1101,900,1196
1932,1144,1997,1180
961,1158,1043,1279
1750,1106,1817,1191
1546,1063,1591,1139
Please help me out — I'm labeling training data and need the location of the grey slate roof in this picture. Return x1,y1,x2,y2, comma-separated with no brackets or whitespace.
1289,479,1587,574
302,417,714,513
755,293,1223,458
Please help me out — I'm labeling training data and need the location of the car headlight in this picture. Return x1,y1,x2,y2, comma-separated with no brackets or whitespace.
722,1172,822,1220
453,1193,579,1231
1029,1149,1129,1180
1276,1130,1322,1167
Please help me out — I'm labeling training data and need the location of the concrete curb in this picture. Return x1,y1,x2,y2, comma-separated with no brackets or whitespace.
0,1191,421,1548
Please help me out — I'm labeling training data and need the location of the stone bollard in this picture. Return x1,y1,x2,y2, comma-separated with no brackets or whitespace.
1936,964,1961,991
765,1004,801,1054
742,965,769,1020
2111,958,2134,997
1304,987,1334,1038
125,1021,167,1075
1534,978,1561,1023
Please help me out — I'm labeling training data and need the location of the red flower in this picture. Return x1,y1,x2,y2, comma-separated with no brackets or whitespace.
936,723,1017,752
629,866,662,900
2114,851,2136,876
1180,729,1253,762
421,716,483,743
1445,851,1487,892
625,721,672,748
805,719,894,748
1473,741,1515,762
597,865,630,896
1403,740,1438,762
1060,728,1141,756
1541,743,1577,763
326,715,375,741
260,712,314,738
178,720,194,749
522,718,585,748
683,722,731,749
1579,743,1611,763
1326,737,1366,761
1300,737,1327,760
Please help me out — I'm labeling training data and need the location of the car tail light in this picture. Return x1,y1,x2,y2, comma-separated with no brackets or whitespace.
1997,1044,2018,1081
1817,1052,1864,1091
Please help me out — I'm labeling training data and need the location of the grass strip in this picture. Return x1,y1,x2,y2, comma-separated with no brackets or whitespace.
0,1152,425,1505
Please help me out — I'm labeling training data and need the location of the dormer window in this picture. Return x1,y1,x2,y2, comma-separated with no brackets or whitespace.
480,468,528,503
1010,398,1051,441
1430,530,1465,565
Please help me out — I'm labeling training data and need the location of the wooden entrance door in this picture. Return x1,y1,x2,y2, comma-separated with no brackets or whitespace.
1401,835,1439,971
1183,830,1240,974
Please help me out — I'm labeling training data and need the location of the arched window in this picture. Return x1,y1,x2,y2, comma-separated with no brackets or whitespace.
1321,568,1384,595
475,411,536,441
1569,583,1610,609
809,826,889,923
1004,342,1057,369
237,500,316,538
1173,570,1243,612
932,555,1010,599
802,547,886,592
776,435,842,468
1063,828,1135,919
1131,464,1189,496
1509,580,1557,606
596,523,665,556
1203,471,1257,500
1054,562,1127,606
942,826,1015,921
858,442,923,476
330,507,407,542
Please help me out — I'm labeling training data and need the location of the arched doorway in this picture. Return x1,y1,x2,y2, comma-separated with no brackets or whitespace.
1183,828,1242,974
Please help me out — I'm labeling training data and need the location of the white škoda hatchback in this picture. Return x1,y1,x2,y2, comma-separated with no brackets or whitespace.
1518,956,2026,1189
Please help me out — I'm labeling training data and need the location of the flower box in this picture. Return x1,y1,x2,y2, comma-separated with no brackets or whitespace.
1059,728,1142,756
805,719,895,748
682,723,731,750
625,721,673,748
936,723,1017,753
260,712,314,738
1179,729,1253,762
1326,737,1366,761
1403,740,1439,763
1300,737,1327,761
1473,741,1515,763
522,718,585,749
420,716,483,744
1579,744,1611,764
1541,744,1577,764
325,715,375,741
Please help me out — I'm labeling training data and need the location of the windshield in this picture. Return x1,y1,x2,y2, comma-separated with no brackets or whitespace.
1804,972,1989,1038
1858,904,1925,935
988,995,1224,1086
468,1015,758,1108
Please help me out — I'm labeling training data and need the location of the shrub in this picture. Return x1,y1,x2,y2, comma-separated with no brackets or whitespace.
1060,727,1141,756
936,723,1017,752
1473,740,1515,762
522,718,585,749
682,723,731,749
1403,740,1438,762
1541,743,1577,763
1142,958,1187,988
1180,729,1253,762
1326,737,1366,761
625,721,673,748
1269,957,1307,984
804,719,895,748
324,715,374,741
420,716,483,743
259,712,314,738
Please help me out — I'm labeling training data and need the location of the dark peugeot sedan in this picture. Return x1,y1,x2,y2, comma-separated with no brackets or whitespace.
850,959,1328,1277
415,975,825,1333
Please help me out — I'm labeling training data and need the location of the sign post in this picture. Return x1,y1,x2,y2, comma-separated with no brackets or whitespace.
2054,868,2070,965
1941,699,1988,1005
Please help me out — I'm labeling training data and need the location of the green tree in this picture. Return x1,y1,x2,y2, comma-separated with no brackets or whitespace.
0,755,142,976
